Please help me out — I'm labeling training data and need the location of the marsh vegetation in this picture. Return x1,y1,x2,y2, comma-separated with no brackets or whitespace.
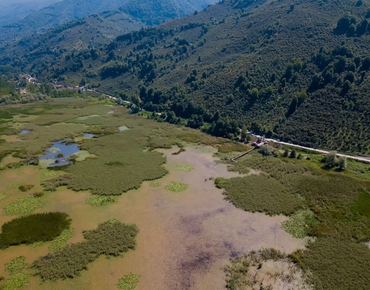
218,148,370,289
0,99,369,290
33,219,138,280
0,212,71,249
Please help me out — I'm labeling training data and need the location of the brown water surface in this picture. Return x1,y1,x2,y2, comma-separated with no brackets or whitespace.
0,146,305,289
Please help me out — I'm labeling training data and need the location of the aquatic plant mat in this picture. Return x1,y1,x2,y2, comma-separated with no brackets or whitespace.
116,273,141,290
85,195,118,207
3,196,49,216
175,163,195,172
33,219,138,280
165,181,188,192
3,256,30,289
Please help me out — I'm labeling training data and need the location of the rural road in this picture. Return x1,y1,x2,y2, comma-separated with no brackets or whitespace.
264,137,370,163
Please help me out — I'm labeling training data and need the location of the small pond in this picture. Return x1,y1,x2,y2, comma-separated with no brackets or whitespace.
119,126,129,132
39,139,80,167
20,130,30,134
84,134,95,138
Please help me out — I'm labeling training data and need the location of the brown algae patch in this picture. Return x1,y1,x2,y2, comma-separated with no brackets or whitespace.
0,146,305,290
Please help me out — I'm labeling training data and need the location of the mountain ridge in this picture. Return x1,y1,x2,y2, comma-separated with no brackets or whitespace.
1,0,370,153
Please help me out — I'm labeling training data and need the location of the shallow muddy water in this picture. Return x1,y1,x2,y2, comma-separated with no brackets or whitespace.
39,139,80,167
0,146,305,290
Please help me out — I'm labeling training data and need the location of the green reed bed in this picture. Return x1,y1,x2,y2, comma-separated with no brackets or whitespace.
85,195,118,207
33,220,138,280
0,212,71,249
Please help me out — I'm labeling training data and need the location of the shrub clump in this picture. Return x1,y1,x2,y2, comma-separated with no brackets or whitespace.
0,212,71,249
165,181,188,192
3,196,49,216
116,273,141,290
214,177,229,189
18,184,34,192
176,163,195,172
33,220,139,280
33,192,45,197
85,195,118,207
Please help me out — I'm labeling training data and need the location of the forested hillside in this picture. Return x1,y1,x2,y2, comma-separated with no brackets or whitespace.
1,0,370,154
0,0,132,43
0,0,218,45
0,0,60,27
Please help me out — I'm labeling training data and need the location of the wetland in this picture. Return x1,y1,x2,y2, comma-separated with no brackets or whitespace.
0,98,369,290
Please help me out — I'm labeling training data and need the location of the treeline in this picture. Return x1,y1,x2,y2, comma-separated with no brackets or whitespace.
129,86,241,139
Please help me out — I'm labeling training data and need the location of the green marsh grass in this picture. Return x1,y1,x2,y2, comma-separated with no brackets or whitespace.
150,182,161,188
302,238,370,290
85,195,118,207
222,174,305,216
3,196,49,216
116,273,141,290
47,127,169,195
176,163,195,172
165,182,188,192
222,150,370,289
33,220,138,280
